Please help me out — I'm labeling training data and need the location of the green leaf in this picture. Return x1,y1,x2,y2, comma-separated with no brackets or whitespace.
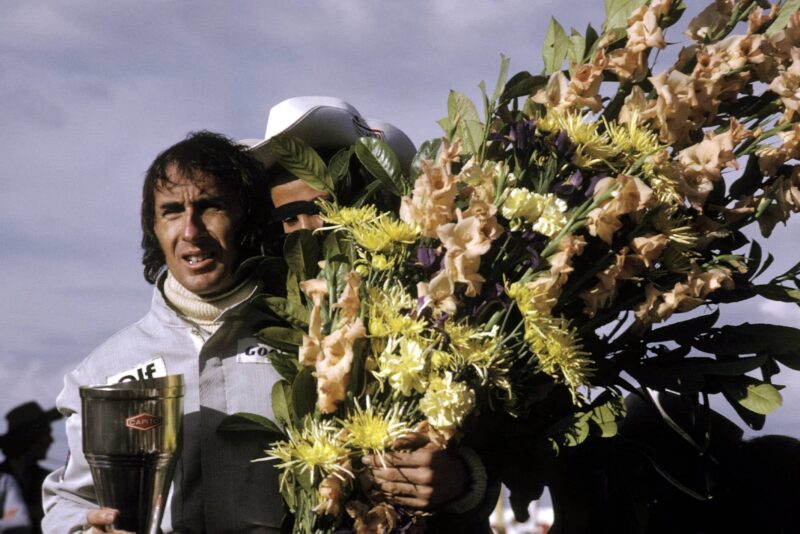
217,412,284,437
280,476,297,510
283,229,320,281
603,0,647,31
262,296,310,329
567,29,586,66
269,350,301,382
584,23,601,57
543,17,569,74
738,383,783,415
766,0,800,37
589,398,626,438
354,136,404,196
491,54,511,103
437,115,454,137
723,379,766,430
448,90,481,125
285,271,302,306
271,380,293,429
669,355,768,377
754,285,800,303
257,326,304,352
291,367,318,420
327,147,352,182
561,412,591,447
458,118,485,156
729,155,762,199
322,231,350,260
694,324,800,357
411,138,442,178
268,135,333,194
348,339,368,398
500,72,548,104
447,91,483,155
644,309,720,343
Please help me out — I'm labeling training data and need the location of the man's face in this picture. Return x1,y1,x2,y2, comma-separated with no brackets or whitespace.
154,164,242,296
270,178,329,234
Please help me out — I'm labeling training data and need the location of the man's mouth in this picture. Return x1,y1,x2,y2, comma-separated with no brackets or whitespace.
187,254,210,265
183,252,216,267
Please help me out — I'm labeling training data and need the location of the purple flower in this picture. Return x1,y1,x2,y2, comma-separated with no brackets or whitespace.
416,245,440,268
585,173,608,197
554,169,584,196
554,129,573,155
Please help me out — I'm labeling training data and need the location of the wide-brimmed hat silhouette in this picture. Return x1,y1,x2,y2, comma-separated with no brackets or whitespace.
0,401,62,449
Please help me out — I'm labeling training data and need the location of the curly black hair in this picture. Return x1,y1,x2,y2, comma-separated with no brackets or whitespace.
140,131,272,284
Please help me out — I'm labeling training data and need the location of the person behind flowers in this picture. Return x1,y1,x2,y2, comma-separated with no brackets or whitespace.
245,96,498,531
42,132,288,533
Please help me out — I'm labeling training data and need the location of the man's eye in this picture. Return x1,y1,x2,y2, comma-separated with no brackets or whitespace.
161,208,182,219
283,216,299,226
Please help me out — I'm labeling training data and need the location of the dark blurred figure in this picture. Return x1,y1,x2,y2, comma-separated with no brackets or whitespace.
0,403,62,534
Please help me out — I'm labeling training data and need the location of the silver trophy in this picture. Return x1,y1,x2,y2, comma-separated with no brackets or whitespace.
80,375,184,534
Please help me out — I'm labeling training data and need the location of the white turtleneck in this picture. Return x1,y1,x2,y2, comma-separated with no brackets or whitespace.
162,272,258,335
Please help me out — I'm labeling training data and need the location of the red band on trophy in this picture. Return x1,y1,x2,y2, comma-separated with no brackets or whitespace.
125,413,162,431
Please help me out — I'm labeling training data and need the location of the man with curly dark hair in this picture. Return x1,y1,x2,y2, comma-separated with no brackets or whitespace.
42,132,287,533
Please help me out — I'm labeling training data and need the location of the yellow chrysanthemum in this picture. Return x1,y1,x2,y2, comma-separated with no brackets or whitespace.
429,349,455,370
539,110,618,166
419,372,476,431
605,115,662,159
375,217,420,243
348,216,419,259
500,189,568,236
340,398,412,455
522,310,593,404
261,418,351,490
368,286,426,338
533,195,569,238
350,225,394,252
507,279,557,315
320,201,378,228
646,208,699,273
445,322,498,368
443,321,514,397
374,337,429,396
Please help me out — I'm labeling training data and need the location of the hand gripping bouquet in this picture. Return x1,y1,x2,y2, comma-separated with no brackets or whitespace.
221,1,800,531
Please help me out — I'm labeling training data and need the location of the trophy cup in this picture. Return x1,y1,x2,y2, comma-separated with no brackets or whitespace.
80,375,184,534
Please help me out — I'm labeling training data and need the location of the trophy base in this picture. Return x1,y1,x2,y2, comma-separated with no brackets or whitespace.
86,452,174,534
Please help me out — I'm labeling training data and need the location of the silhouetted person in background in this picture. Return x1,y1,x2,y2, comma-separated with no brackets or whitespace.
0,402,62,534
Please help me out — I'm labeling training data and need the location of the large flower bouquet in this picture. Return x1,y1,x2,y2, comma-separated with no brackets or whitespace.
222,0,800,531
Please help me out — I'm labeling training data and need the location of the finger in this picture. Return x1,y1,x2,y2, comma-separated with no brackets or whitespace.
370,466,433,485
371,479,434,500
87,508,118,527
363,449,434,468
391,431,430,450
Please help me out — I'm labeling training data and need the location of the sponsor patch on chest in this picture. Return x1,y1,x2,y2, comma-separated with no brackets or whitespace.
235,337,274,364
106,357,168,384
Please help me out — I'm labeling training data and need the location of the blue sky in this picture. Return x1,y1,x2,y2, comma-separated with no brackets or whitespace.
1,0,798,469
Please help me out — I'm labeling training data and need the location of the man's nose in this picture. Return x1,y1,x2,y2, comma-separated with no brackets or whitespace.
297,214,323,231
182,209,205,240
